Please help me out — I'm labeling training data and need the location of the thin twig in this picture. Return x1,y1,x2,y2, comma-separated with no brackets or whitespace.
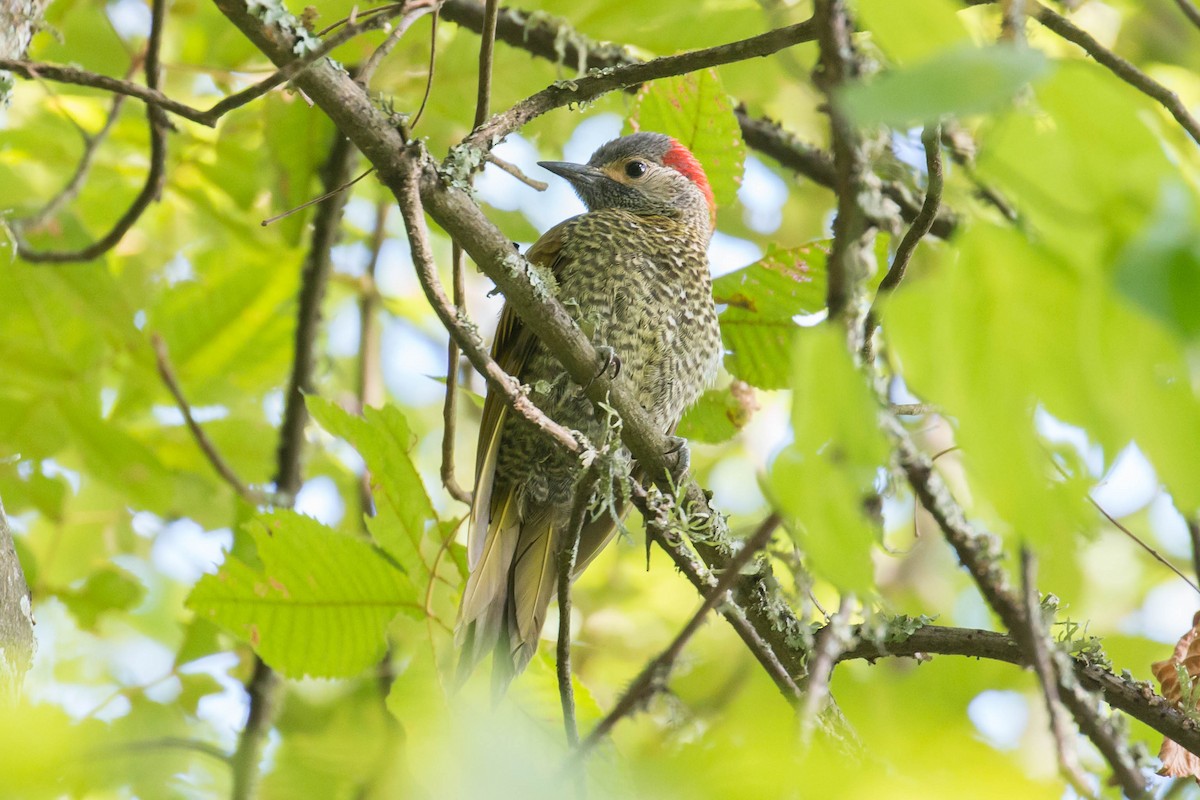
1047,458,1200,597
395,155,584,455
357,0,439,87
409,7,439,129
887,416,1150,797
261,166,375,226
95,736,232,764
1090,491,1200,596
473,0,499,129
231,122,360,800
798,596,854,745
962,0,1200,146
13,0,168,264
436,0,499,504
357,202,389,515
557,464,600,749
463,18,817,151
317,1,403,36
486,153,548,190
1177,0,1200,30
1018,549,1096,798
577,511,783,756
442,0,958,238
440,243,473,504
863,123,944,359
151,334,264,505
18,63,133,230
889,403,937,416
0,6,407,129
1189,517,1200,590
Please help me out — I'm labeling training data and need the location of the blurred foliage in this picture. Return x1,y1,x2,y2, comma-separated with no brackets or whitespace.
0,0,1199,798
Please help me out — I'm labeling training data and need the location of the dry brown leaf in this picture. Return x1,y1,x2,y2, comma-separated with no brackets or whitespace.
1151,611,1200,781
1159,740,1200,780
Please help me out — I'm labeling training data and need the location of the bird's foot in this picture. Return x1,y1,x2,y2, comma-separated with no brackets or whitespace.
663,435,691,485
584,345,621,390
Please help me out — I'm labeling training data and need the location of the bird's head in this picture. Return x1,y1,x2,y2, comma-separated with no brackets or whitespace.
538,132,716,235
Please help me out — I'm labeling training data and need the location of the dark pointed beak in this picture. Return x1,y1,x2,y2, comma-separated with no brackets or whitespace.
537,160,606,187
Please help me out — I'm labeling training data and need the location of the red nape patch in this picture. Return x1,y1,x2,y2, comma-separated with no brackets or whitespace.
663,139,716,218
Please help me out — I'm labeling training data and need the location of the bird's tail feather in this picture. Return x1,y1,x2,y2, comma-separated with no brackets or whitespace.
492,508,559,695
456,490,520,685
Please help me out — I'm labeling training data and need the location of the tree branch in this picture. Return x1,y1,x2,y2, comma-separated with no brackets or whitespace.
231,118,359,800
888,415,1151,795
151,333,265,506
798,596,854,745
863,122,944,359
557,464,600,749
16,64,131,231
0,2,407,130
964,0,1200,146
1177,0,1200,30
738,113,958,239
209,1,1200,768
634,490,803,703
441,0,960,238
1017,549,1095,798
12,0,168,264
836,621,1200,760
462,18,817,151
394,157,585,455
577,510,782,755
814,0,876,344
356,201,389,514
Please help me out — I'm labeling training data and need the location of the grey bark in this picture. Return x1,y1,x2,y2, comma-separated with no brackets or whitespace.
0,499,34,700
0,0,47,694
1,0,51,101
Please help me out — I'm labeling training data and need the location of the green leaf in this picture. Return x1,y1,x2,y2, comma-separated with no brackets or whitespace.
60,567,146,630
676,383,757,444
886,224,1115,547
186,510,417,678
854,0,972,64
1113,184,1200,342
262,683,396,800
978,62,1175,271
713,243,828,389
306,398,463,626
0,703,97,798
767,326,888,593
629,69,746,207
839,45,1051,127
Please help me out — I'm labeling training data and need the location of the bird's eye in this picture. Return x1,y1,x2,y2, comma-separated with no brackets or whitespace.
624,160,647,178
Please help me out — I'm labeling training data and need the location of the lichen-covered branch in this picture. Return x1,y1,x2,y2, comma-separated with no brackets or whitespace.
209,0,1200,768
462,19,817,150
442,0,959,237
814,0,877,342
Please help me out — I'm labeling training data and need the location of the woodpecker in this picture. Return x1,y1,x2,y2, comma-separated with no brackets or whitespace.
456,132,722,690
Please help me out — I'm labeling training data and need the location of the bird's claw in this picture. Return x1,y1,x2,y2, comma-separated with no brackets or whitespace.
663,435,691,484
584,346,621,390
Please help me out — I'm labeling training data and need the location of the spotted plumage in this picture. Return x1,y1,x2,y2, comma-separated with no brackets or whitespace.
456,132,723,690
